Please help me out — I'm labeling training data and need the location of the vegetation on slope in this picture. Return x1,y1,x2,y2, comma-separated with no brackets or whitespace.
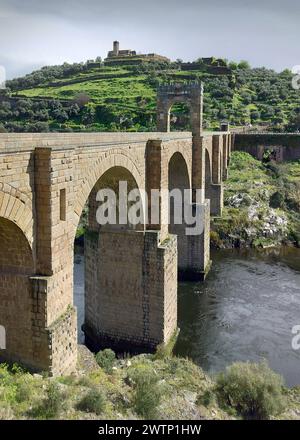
211,152,300,248
0,60,300,133
1,347,299,420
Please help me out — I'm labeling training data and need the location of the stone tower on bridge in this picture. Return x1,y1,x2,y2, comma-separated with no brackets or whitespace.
157,82,226,216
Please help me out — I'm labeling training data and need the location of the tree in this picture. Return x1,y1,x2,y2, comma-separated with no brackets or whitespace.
229,61,238,70
82,105,96,124
52,108,69,122
238,60,250,69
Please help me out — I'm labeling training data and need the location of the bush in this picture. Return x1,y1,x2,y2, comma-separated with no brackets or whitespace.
77,389,106,415
30,382,65,419
197,388,216,407
128,365,162,419
215,361,285,419
269,191,285,209
95,349,116,374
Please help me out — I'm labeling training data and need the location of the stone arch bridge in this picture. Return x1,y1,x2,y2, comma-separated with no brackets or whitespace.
0,85,233,375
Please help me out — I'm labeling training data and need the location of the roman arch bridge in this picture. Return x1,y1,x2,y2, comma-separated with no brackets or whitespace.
0,85,232,375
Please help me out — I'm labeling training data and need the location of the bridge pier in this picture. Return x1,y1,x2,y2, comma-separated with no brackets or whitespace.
222,134,229,180
30,277,77,375
177,200,211,281
204,135,224,217
84,229,177,353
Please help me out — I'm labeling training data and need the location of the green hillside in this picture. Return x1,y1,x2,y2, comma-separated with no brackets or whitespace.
0,60,300,132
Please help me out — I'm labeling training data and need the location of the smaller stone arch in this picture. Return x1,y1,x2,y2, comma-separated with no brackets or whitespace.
205,149,212,184
157,82,203,137
168,151,191,192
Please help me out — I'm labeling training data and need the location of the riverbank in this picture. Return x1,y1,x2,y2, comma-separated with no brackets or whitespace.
0,347,300,420
211,152,300,249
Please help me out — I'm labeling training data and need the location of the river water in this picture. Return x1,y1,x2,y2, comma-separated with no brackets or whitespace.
74,247,300,387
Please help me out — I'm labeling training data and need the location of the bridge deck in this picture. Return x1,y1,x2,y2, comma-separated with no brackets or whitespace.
0,131,226,152
0,132,192,152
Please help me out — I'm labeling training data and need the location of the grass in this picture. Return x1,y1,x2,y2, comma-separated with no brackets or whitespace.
16,76,155,106
6,61,300,132
0,354,299,420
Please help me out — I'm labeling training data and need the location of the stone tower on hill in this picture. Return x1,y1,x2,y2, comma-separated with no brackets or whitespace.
104,41,170,66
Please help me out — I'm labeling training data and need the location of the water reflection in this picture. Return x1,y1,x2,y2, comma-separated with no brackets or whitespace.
175,247,300,387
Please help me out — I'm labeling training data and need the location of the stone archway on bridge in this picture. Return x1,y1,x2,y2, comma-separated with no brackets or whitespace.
168,152,191,271
157,82,203,138
74,160,177,354
72,150,145,240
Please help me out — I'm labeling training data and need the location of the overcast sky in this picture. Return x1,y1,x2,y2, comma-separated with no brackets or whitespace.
0,0,299,79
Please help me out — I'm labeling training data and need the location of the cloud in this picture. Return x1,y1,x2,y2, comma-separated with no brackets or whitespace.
0,0,299,78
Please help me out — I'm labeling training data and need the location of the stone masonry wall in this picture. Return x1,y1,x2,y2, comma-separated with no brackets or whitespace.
84,230,177,352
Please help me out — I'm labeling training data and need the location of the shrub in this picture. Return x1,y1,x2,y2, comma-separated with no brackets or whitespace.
197,388,216,407
95,349,116,374
15,378,34,403
215,361,285,419
77,389,106,415
128,365,162,419
30,382,65,419
269,191,285,209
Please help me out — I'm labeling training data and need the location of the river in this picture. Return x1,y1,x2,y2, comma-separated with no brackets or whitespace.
74,247,300,387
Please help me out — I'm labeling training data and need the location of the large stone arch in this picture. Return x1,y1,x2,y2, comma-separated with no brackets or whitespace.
73,150,144,240
87,165,146,233
0,216,35,366
73,155,149,353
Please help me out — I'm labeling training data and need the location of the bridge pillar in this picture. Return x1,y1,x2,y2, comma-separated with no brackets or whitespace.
84,229,177,353
177,200,211,281
222,134,229,180
29,276,77,375
146,139,169,240
189,135,211,279
228,134,233,164
206,135,223,217
32,147,77,375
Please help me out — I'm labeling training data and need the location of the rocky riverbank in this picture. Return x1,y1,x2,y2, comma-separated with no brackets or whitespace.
211,152,300,249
